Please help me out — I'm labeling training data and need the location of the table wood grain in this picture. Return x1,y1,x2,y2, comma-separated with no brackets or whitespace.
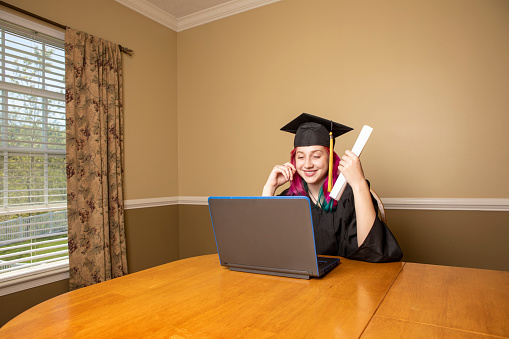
361,316,504,339
371,263,509,338
0,254,403,339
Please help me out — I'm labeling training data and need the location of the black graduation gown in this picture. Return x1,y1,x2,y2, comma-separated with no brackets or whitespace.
279,182,403,263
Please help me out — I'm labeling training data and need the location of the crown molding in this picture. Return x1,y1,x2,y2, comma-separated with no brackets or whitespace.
115,0,281,32
124,196,509,211
115,0,178,31
178,0,281,31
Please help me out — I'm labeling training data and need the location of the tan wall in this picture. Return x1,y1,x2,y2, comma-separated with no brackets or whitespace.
387,209,509,271
179,205,217,259
8,0,179,200
0,279,69,327
177,0,509,199
178,205,509,272
0,0,180,327
125,206,180,272
2,0,509,329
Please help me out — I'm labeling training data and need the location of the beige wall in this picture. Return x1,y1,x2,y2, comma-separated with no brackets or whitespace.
179,205,217,259
125,206,180,272
387,209,509,271
2,0,509,328
179,205,509,272
8,0,179,200
178,0,509,199
1,0,180,327
0,279,69,327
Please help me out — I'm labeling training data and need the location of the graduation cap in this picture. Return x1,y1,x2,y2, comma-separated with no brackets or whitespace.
280,113,353,192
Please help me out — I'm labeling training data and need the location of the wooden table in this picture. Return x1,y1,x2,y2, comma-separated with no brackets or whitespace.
362,263,509,339
1,255,508,338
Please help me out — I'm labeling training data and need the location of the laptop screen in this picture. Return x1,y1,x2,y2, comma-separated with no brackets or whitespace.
208,196,320,277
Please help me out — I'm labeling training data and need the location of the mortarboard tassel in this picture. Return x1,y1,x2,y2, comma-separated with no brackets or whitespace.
328,130,333,192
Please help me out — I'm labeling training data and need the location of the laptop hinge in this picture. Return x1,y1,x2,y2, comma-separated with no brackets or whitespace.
226,263,312,279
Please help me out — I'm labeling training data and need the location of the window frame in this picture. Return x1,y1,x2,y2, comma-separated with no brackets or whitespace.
0,9,67,296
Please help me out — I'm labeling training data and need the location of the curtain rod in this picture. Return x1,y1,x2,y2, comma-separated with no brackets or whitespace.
0,0,133,56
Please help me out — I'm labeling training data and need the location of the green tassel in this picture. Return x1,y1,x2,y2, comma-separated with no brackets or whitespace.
303,181,336,212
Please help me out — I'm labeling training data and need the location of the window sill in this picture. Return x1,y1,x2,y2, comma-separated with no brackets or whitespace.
0,261,69,296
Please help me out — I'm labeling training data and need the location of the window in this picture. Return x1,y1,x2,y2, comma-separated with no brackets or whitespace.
0,13,67,290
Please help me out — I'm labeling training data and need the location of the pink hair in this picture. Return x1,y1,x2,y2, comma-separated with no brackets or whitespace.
287,147,340,206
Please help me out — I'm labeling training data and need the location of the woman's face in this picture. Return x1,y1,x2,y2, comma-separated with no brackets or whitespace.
294,146,329,186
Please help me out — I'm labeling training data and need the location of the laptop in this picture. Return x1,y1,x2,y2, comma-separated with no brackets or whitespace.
208,196,340,279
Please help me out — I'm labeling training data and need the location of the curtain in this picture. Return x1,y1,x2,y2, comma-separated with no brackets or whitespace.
65,28,128,290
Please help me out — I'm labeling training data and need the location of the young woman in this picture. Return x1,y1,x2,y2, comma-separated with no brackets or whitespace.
262,113,402,262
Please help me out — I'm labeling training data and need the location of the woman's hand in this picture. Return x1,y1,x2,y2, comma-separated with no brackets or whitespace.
338,150,366,190
339,150,376,246
262,163,296,196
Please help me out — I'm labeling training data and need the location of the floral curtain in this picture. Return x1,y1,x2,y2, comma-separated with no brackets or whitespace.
65,28,128,290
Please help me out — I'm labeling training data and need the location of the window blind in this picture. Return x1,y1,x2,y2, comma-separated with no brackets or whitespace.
0,18,67,275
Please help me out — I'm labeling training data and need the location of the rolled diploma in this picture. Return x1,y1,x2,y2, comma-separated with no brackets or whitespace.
330,125,373,201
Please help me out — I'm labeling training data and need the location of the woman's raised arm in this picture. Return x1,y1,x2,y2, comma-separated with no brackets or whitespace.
338,150,376,246
262,162,296,196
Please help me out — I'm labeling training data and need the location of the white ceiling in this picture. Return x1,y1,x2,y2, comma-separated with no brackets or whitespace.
115,0,281,31
145,0,233,18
